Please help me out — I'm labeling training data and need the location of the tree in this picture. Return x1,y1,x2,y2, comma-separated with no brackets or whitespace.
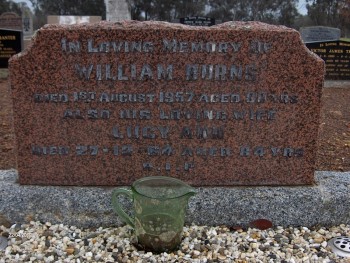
148,0,175,21
206,0,237,21
29,0,105,29
277,0,299,27
294,14,314,29
173,0,206,18
0,0,22,15
306,0,350,37
131,0,206,21
339,0,350,36
206,0,299,27
130,0,153,20
30,0,105,16
306,0,342,26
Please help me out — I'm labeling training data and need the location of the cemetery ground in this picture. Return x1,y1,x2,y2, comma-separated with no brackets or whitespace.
1,69,349,172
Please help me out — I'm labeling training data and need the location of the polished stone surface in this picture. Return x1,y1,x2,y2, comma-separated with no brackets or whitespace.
9,21,324,186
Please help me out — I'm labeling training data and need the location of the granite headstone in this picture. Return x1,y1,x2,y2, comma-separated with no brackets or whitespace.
0,12,22,31
9,21,324,186
0,29,22,68
180,17,215,27
104,0,131,21
21,7,33,37
300,26,341,43
47,16,102,25
307,40,350,80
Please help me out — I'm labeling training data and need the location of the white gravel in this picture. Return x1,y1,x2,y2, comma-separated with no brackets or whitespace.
1,222,350,262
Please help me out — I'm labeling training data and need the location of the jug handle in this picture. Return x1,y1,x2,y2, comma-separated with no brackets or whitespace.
111,188,135,228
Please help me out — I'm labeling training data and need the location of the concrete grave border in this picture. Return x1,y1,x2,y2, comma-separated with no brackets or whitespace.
0,170,349,228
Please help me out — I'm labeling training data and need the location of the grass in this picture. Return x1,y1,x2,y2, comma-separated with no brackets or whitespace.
340,38,350,42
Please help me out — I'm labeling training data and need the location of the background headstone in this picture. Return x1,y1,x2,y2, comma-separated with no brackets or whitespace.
300,26,341,43
47,16,101,25
9,21,324,186
306,40,350,80
0,12,22,31
105,0,131,21
179,17,215,27
21,7,33,37
0,29,22,68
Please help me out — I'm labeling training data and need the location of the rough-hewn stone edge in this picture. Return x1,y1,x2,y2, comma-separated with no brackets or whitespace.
38,20,294,31
0,170,349,228
9,20,318,67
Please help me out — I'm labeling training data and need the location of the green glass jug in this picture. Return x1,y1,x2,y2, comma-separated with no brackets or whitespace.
111,176,196,253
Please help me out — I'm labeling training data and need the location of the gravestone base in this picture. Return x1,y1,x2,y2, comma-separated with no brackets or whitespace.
0,170,349,228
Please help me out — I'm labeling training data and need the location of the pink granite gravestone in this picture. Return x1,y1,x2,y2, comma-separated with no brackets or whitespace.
0,12,22,30
9,21,324,186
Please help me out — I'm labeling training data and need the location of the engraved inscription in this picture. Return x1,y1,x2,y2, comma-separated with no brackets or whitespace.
186,64,257,81
31,145,303,158
75,64,173,81
28,34,307,176
62,38,273,81
32,146,69,155
112,126,170,139
162,39,242,53
33,91,298,105
240,146,304,158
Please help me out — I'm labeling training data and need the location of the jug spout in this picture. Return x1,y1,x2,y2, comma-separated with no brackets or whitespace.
175,180,196,200
185,187,197,198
